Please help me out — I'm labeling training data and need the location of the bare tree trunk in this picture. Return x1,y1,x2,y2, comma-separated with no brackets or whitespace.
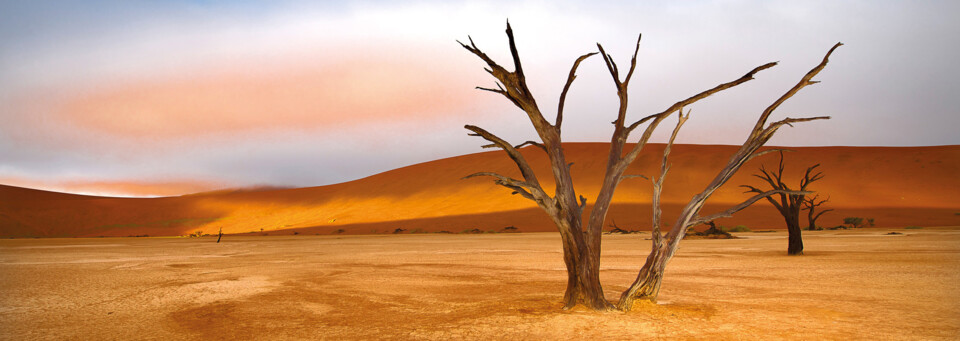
785,212,804,255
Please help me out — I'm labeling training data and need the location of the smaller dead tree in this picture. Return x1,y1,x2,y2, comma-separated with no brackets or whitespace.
802,195,833,230
743,151,823,255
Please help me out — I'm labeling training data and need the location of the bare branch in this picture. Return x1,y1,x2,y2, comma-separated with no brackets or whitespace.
757,116,831,143
745,148,794,164
741,184,785,211
812,208,834,221
557,52,598,128
465,125,541,188
463,172,537,201
749,42,842,138
626,61,778,136
688,189,812,227
597,43,621,86
475,86,503,94
649,111,688,237
660,110,689,174
505,21,528,97
625,113,660,135
623,34,642,86
621,174,649,181
460,23,547,122
463,171,528,186
800,164,823,190
514,140,547,152
620,61,778,163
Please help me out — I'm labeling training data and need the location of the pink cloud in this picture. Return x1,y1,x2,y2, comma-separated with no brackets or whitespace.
51,52,477,139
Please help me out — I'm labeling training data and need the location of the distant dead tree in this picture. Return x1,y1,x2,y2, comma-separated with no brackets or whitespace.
742,151,824,255
460,22,839,311
802,195,833,230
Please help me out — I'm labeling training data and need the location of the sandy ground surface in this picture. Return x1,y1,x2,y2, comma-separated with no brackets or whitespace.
1,228,958,340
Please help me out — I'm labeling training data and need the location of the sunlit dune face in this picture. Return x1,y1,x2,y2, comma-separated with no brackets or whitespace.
0,176,227,197
59,56,473,138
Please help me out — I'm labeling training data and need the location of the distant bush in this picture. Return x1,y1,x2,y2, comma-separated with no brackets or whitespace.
904,226,923,229
724,225,751,232
411,228,425,234
843,217,866,229
333,229,345,234
437,230,453,234
460,228,484,234
293,231,299,235
501,226,519,233
189,230,204,238
393,228,406,234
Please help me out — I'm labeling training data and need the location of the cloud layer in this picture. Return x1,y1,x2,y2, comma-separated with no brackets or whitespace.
1,0,958,196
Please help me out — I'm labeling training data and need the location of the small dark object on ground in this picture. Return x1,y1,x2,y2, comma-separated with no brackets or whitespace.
604,220,641,234
887,232,903,235
685,221,737,239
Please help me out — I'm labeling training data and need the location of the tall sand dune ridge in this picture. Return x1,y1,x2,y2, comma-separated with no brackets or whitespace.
1,144,958,237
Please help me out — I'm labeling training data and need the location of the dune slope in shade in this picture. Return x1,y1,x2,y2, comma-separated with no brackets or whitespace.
1,144,958,237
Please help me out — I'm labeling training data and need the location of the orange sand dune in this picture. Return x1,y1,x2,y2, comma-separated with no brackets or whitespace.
1,144,958,237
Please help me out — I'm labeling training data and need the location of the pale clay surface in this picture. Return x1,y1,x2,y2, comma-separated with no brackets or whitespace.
1,228,958,340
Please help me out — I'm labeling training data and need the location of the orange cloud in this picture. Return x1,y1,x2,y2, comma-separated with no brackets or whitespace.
58,53,476,139
0,176,229,197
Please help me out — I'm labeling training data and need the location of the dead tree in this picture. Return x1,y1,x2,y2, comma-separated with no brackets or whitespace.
460,22,840,311
742,151,825,255
802,195,833,230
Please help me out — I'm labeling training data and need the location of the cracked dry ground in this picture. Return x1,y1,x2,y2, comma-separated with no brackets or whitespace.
1,229,958,340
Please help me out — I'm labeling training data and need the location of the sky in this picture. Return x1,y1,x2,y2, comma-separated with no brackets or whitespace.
1,0,958,197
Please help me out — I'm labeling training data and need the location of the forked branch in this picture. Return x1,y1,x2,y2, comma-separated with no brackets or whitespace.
557,52,599,128
465,125,543,192
689,189,811,227
747,42,842,140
